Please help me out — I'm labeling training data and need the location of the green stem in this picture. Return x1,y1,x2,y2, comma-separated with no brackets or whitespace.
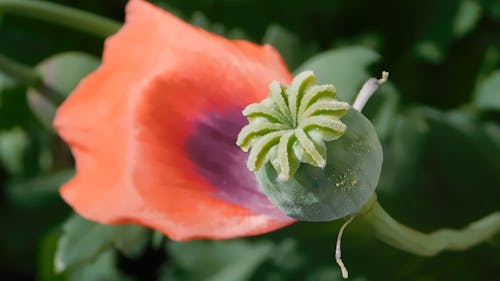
359,196,500,256
0,0,121,37
0,54,40,86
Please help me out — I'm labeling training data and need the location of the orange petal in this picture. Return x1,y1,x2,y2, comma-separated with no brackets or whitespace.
54,0,295,240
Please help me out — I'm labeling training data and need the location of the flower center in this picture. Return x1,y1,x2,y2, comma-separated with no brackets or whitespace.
236,71,350,180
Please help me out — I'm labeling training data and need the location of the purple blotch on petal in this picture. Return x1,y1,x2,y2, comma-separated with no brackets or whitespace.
186,109,291,221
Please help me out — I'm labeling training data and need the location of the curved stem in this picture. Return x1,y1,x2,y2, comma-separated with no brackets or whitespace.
359,197,500,256
0,0,121,37
0,54,40,86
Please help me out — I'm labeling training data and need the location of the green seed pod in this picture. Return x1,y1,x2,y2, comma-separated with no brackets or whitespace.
237,71,383,221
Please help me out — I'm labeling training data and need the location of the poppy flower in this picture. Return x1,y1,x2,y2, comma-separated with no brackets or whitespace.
54,0,298,241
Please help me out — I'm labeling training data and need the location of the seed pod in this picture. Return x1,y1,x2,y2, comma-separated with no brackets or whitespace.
237,71,383,221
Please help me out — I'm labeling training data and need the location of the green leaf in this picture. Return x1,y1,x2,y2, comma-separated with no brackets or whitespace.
474,70,500,111
152,230,165,250
67,250,134,281
377,109,429,194
6,169,74,206
0,71,16,93
375,107,500,234
453,0,482,38
0,126,28,175
412,0,461,63
257,109,383,221
38,231,66,281
295,46,380,103
263,24,317,70
189,11,248,40
55,214,149,273
364,82,400,140
424,108,500,183
27,52,100,129
413,0,482,63
163,240,273,281
267,238,304,271
414,41,444,64
420,108,500,222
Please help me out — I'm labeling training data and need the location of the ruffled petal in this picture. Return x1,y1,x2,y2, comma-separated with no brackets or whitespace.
54,0,295,240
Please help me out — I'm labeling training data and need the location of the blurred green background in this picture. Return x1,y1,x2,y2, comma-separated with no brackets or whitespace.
0,0,499,280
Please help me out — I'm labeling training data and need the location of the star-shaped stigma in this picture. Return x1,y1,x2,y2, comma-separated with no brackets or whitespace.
237,71,350,181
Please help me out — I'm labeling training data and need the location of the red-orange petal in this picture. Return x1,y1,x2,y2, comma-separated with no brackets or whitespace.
54,0,296,240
